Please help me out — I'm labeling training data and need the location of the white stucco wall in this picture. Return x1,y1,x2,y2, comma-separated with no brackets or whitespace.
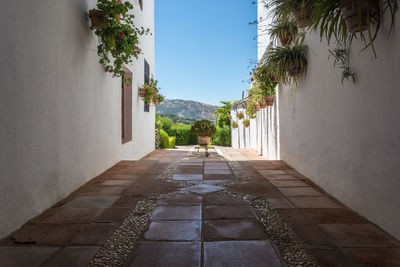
279,16,400,239
0,0,155,238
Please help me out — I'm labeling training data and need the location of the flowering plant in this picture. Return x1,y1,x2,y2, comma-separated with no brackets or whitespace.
91,0,150,78
142,79,159,103
153,94,165,105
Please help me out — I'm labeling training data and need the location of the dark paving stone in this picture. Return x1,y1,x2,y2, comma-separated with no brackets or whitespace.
124,180,178,196
301,209,368,224
101,180,133,186
183,184,225,194
0,246,60,267
278,187,324,197
310,248,360,267
150,206,201,221
204,193,248,206
12,224,84,245
204,164,230,170
111,196,141,208
158,195,202,205
71,223,118,245
176,166,203,174
172,174,203,181
205,205,257,220
204,220,267,241
269,179,309,187
41,246,100,267
319,224,399,247
32,207,101,224
265,197,295,209
227,182,282,197
288,197,341,208
290,224,334,247
348,247,400,266
204,241,281,267
204,174,232,180
93,208,131,223
63,195,119,208
204,169,232,175
127,242,201,267
144,221,201,241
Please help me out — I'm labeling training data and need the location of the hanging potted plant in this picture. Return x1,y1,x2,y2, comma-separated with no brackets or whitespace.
270,0,315,28
231,121,239,129
236,111,244,120
140,79,159,103
243,119,251,128
228,115,232,120
267,43,308,79
269,19,299,46
153,94,165,105
90,0,150,79
339,0,379,33
190,120,217,145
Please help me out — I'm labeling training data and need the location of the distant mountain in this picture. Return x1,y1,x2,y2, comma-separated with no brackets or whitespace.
157,99,218,121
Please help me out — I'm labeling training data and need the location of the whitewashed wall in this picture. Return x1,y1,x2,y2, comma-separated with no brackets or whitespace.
279,15,400,239
0,0,155,238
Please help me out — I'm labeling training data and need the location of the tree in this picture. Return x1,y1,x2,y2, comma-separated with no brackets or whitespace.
214,101,232,128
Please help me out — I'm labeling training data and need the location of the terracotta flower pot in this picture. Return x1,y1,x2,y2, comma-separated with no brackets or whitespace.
198,136,210,145
259,102,267,109
255,103,261,112
278,34,290,46
265,96,275,106
138,88,146,97
89,9,105,29
286,63,302,77
228,115,232,120
153,100,159,105
339,0,376,33
293,7,312,28
243,121,250,128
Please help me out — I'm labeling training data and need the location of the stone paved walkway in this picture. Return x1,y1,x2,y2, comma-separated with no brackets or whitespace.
0,146,399,266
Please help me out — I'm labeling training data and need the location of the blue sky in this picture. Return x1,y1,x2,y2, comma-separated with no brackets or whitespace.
155,0,257,106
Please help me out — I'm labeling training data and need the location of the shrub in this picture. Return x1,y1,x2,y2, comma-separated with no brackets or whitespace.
213,126,231,146
191,120,217,137
167,124,197,145
160,129,175,149
168,136,176,149
155,128,161,149
159,117,173,132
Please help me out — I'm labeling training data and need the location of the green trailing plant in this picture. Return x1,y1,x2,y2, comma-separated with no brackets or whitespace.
255,62,285,83
245,100,259,119
236,111,245,120
91,0,150,78
243,119,251,127
267,42,308,81
328,46,356,83
269,19,299,46
231,121,239,129
190,120,217,137
142,79,159,103
269,0,315,28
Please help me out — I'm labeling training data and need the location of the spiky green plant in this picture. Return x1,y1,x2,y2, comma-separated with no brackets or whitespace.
269,19,299,46
268,0,315,27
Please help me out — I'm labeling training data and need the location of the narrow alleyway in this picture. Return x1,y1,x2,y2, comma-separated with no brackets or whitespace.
1,147,399,266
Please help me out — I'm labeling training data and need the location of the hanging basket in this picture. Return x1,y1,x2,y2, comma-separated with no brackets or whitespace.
243,121,250,128
265,96,275,106
339,0,376,33
293,7,312,28
285,63,303,77
259,102,267,109
89,9,105,29
278,34,290,46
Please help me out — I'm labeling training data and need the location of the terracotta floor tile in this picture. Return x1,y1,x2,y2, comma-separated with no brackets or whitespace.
258,170,288,175
0,246,60,267
144,221,201,241
205,205,257,220
227,182,282,197
150,206,201,221
204,169,232,175
123,180,178,196
93,208,131,223
111,196,140,208
278,187,324,197
127,242,201,267
204,193,248,206
83,186,126,196
71,223,118,245
41,246,100,267
291,224,333,247
276,209,311,226
301,209,367,224
63,195,119,208
270,179,309,187
101,180,133,186
204,220,267,241
310,248,359,267
348,247,400,266
32,207,101,224
288,197,341,208
265,197,295,209
319,224,399,247
204,241,281,267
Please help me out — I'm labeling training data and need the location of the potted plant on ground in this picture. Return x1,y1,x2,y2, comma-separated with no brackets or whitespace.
190,120,217,145
269,19,299,46
236,111,244,120
90,0,150,79
243,119,250,128
231,121,238,129
267,42,308,78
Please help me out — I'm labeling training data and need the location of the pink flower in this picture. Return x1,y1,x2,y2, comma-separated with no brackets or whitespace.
120,32,123,39
105,69,109,72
